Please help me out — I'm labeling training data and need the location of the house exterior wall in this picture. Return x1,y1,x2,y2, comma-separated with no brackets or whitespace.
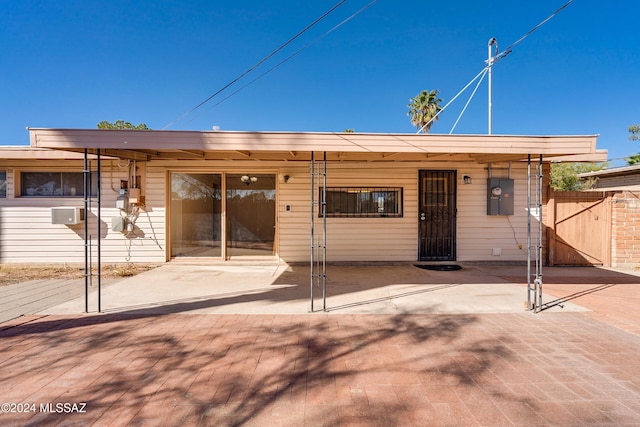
0,158,164,264
592,174,640,190
0,156,534,264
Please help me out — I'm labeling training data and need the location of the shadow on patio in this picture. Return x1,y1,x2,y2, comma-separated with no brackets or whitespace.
33,263,640,317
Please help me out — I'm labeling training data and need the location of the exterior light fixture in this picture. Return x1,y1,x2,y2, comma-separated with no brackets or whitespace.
241,175,258,186
463,175,472,184
279,174,291,183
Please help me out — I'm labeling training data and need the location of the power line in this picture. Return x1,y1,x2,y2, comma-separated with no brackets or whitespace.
419,0,576,134
184,0,379,126
163,0,348,129
494,0,575,63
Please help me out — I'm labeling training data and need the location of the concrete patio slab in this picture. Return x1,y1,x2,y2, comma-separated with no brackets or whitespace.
38,263,591,316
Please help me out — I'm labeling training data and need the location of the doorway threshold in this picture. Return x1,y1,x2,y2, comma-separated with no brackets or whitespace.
170,257,282,266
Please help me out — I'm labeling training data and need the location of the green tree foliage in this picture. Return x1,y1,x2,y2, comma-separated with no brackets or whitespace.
97,120,149,130
550,162,607,191
407,89,442,133
626,154,640,165
627,124,640,165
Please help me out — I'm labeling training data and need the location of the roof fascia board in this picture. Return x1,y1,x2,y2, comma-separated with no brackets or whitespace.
28,128,599,157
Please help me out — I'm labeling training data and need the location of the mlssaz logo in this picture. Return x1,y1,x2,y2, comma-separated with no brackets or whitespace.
40,402,87,413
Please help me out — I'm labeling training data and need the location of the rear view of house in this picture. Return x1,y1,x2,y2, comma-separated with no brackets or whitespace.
0,129,605,265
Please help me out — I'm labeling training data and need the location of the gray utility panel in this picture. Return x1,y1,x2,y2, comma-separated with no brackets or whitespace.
487,178,514,215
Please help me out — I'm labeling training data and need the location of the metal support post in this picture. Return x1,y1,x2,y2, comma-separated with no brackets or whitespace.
84,149,89,313
527,155,532,310
321,152,327,311
310,151,327,312
97,150,102,312
535,154,544,312
310,152,315,312
526,154,545,313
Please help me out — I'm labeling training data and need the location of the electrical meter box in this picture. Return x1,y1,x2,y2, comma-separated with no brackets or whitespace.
128,188,140,204
487,178,514,215
116,192,129,210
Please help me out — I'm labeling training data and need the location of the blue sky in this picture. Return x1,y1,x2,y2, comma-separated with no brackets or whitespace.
2,0,638,165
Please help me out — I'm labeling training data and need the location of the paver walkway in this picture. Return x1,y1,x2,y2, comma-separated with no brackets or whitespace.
1,264,639,426
0,276,120,325
2,311,640,426
538,276,640,336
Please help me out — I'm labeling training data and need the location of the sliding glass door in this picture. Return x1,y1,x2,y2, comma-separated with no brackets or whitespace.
170,173,222,257
170,172,276,259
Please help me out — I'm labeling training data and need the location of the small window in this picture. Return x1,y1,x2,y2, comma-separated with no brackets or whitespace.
20,172,98,197
321,187,403,218
0,171,6,198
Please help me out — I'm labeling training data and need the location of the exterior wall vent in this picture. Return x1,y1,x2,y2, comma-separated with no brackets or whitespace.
51,207,85,225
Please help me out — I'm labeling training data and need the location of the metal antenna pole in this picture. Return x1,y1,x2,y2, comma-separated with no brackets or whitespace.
487,38,497,134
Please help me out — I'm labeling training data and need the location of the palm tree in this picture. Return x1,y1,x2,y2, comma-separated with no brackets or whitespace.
407,89,442,133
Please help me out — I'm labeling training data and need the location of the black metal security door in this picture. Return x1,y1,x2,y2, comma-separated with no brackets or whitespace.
419,170,457,261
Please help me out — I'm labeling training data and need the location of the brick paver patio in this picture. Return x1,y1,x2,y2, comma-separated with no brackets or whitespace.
2,310,640,426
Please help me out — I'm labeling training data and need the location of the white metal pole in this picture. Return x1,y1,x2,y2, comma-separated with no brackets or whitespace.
487,38,497,135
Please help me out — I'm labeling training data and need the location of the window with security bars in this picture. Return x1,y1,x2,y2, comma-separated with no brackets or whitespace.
321,187,403,217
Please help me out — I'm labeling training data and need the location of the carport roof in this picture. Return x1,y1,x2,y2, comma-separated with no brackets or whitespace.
28,128,606,163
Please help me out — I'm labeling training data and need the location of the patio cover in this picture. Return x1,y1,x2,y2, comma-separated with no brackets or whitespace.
28,128,607,163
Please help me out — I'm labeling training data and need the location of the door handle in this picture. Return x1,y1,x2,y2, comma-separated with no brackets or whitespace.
420,213,426,221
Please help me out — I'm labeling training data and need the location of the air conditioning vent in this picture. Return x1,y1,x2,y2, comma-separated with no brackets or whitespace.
51,207,84,225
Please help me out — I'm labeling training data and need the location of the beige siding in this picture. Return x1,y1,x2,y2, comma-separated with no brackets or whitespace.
456,162,531,262
278,164,418,262
1,157,533,264
0,159,165,264
278,161,531,263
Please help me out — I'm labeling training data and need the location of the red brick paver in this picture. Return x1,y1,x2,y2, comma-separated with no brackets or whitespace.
1,312,640,426
542,280,640,336
502,268,640,336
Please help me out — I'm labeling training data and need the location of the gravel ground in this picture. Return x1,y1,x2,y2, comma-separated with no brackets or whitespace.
0,264,159,287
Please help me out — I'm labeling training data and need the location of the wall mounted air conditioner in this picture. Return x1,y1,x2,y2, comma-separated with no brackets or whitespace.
51,207,85,225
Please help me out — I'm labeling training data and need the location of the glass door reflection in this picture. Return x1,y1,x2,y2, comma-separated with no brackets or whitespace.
226,174,276,257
